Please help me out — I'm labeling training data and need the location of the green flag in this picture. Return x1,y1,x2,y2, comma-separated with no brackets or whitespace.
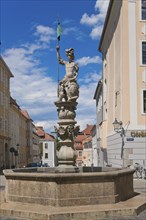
57,21,62,41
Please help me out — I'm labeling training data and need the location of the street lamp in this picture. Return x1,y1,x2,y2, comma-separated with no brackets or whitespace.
113,118,125,166
9,147,15,168
16,144,19,167
112,118,123,132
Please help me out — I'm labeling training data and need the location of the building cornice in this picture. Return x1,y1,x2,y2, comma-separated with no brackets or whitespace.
0,56,14,77
98,0,114,52
93,80,102,100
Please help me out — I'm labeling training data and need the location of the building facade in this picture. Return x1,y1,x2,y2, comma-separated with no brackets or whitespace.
37,126,56,167
32,124,40,163
75,125,94,167
0,57,13,169
0,56,39,169
9,99,35,168
96,0,146,168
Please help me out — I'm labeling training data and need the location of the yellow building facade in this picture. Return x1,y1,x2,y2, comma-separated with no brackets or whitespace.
0,56,13,169
0,56,36,169
97,0,146,167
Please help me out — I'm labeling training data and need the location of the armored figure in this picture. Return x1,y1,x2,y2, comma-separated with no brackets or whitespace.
56,46,79,102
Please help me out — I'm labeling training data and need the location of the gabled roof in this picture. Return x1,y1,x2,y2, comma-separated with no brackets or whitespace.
75,134,85,142
82,124,94,135
74,124,94,150
44,133,54,141
36,126,54,141
36,126,45,137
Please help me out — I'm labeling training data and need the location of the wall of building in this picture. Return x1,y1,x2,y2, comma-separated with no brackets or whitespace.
97,0,146,167
0,57,13,169
0,57,37,169
42,141,55,167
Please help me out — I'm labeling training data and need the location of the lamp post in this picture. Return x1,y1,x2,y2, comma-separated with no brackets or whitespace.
16,144,19,167
112,118,125,167
9,147,15,168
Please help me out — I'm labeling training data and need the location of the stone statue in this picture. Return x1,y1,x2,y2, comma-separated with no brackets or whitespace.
56,46,79,102
55,45,80,171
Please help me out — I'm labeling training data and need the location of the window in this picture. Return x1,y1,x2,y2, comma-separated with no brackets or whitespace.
0,92,4,106
5,120,8,132
141,0,146,20
79,151,82,157
0,118,2,130
142,42,146,65
45,153,48,159
143,90,146,113
45,143,48,149
84,141,92,149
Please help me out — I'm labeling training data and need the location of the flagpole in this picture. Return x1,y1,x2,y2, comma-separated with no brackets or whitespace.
57,39,60,98
57,18,62,98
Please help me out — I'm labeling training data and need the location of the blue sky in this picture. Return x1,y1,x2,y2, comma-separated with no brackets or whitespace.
1,0,109,132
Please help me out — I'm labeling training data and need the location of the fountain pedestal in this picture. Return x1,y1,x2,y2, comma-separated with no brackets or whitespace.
54,100,79,172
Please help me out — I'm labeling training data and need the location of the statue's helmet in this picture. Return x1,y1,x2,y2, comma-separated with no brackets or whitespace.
66,48,74,57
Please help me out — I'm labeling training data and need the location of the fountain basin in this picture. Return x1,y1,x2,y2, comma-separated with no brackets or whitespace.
3,167,135,207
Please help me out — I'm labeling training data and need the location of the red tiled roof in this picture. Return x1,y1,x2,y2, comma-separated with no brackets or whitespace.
74,124,94,150
37,127,45,137
44,133,54,141
75,134,85,142
82,124,94,135
21,110,31,120
36,126,54,141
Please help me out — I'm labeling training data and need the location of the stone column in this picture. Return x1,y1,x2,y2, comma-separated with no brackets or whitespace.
54,100,79,172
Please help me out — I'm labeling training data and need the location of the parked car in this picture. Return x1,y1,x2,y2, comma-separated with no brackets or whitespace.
26,162,41,167
43,163,49,167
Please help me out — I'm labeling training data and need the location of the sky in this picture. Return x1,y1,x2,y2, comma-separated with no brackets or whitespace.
1,0,110,133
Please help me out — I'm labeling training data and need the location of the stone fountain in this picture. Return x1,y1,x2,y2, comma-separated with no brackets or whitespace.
1,46,146,220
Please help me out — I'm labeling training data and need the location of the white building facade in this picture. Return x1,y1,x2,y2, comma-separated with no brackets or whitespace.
41,140,56,167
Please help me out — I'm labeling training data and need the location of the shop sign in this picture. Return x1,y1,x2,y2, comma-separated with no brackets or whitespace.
131,131,146,137
126,138,134,141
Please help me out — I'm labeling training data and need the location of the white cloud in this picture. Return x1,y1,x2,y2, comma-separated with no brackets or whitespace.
76,80,98,131
80,13,99,26
95,0,109,15
62,26,85,41
34,25,56,43
90,25,103,39
3,44,58,126
77,56,101,66
80,0,110,39
63,27,77,35
4,48,37,74
79,72,101,84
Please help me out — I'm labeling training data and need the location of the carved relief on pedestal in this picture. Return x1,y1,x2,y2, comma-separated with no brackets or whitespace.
58,106,76,120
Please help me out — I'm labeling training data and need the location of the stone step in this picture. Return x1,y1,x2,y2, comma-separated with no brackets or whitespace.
0,194,146,220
